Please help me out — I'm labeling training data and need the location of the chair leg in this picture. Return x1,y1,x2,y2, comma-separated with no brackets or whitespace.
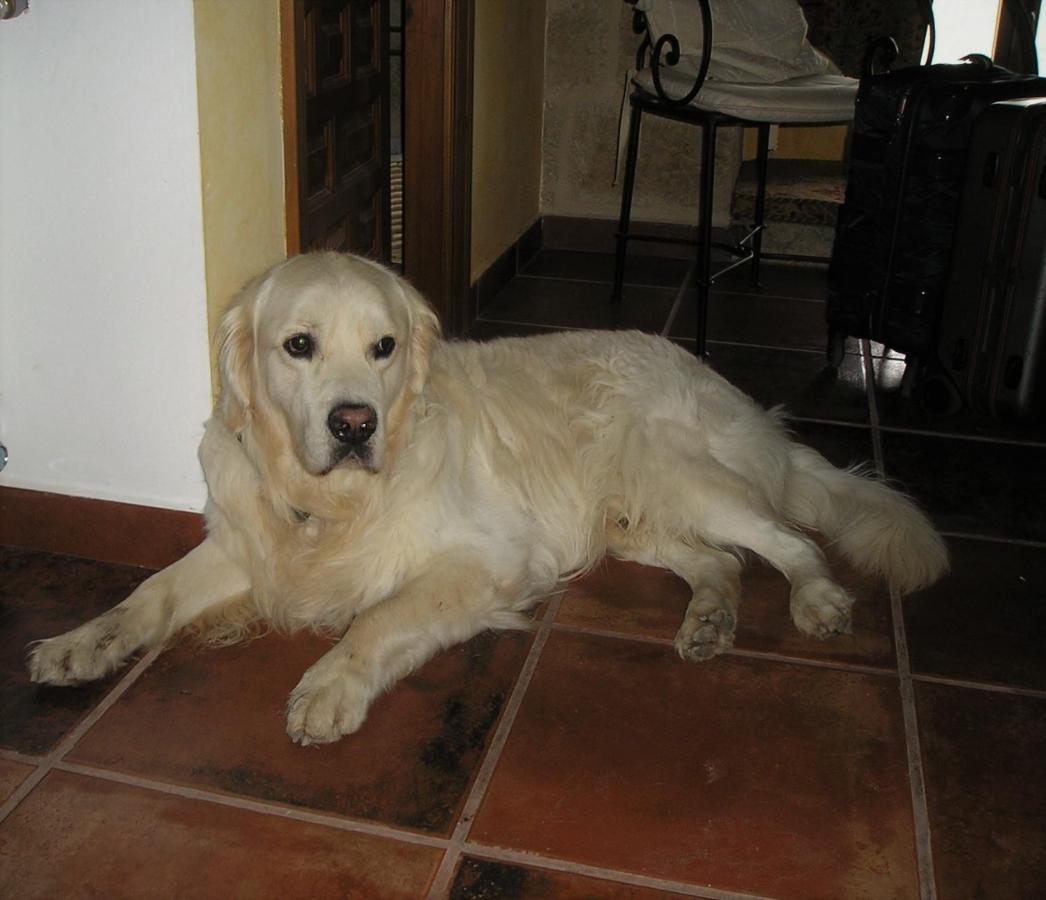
695,119,717,357
613,100,644,305
751,124,771,288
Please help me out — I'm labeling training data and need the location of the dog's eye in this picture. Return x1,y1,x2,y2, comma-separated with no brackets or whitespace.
284,334,314,359
374,336,396,359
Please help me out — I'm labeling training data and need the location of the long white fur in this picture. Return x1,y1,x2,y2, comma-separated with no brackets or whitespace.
28,252,949,745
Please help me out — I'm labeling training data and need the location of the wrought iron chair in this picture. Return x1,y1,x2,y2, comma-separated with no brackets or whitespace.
612,0,934,357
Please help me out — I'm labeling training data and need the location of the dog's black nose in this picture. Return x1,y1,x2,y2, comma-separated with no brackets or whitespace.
327,404,378,445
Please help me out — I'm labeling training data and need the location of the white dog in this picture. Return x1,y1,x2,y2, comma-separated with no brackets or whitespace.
29,253,948,745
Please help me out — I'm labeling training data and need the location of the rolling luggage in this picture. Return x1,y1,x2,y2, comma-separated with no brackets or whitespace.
927,98,1046,421
826,57,1046,387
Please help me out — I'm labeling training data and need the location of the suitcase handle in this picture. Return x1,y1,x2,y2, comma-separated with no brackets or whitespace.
961,53,995,72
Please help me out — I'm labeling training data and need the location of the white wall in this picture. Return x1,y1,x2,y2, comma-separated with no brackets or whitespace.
932,0,1001,62
0,0,211,511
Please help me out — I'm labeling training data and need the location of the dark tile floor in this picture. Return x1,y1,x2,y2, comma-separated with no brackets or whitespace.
2,249,1045,898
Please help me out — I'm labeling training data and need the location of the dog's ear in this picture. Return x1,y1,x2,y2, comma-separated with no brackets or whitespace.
400,277,441,394
214,279,259,432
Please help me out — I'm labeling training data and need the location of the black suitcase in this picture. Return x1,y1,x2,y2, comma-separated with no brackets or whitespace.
826,58,1046,382
927,98,1046,421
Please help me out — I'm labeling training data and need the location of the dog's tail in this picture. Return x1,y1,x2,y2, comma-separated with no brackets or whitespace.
781,445,948,593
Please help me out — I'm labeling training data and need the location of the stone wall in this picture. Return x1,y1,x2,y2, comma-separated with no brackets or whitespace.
540,0,741,229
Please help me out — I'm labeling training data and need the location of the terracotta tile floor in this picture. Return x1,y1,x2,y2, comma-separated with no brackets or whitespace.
3,250,1046,898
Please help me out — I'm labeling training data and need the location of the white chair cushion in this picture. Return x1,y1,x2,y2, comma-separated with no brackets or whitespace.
633,69,858,123
636,0,839,85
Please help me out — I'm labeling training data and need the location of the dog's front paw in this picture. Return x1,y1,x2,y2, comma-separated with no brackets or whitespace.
790,578,854,639
286,666,371,746
28,611,134,686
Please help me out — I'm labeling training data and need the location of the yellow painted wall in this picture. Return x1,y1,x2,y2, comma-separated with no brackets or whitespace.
193,0,287,393
471,0,547,282
744,124,850,161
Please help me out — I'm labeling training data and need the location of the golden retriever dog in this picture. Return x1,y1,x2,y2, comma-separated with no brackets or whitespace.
29,252,948,745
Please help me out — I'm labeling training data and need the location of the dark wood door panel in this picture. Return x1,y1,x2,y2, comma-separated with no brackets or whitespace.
306,159,383,236
292,0,390,257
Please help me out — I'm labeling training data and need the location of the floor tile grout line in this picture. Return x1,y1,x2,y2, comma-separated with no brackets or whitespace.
863,341,935,895
50,761,452,851
0,646,161,826
424,595,563,899
660,260,696,337
0,769,51,827
708,290,830,307
911,672,1046,700
45,763,768,900
890,585,938,900
876,422,1046,449
515,271,831,306
548,619,900,679
473,317,583,333
705,339,855,357
706,342,863,362
516,272,656,289
865,344,937,900
460,844,778,900
0,749,43,767
785,416,873,430
475,316,837,361
722,646,897,678
936,529,1046,549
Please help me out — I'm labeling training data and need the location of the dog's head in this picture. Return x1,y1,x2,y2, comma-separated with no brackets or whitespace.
214,253,439,504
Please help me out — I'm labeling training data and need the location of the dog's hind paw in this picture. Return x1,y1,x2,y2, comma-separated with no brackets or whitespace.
790,578,854,639
674,592,736,661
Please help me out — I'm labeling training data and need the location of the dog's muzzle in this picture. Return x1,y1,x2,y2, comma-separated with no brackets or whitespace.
327,403,378,446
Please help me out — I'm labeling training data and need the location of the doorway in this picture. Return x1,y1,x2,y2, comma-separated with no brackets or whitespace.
282,0,473,333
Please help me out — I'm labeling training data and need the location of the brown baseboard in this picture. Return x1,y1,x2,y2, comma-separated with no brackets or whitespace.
470,217,544,318
0,486,205,570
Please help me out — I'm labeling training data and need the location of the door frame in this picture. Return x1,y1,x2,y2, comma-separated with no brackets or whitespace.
281,0,474,335
993,0,1041,73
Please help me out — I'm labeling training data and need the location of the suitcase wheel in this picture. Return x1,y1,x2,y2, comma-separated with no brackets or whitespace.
921,372,963,416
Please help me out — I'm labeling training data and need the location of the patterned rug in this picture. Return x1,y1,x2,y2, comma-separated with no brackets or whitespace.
731,159,849,229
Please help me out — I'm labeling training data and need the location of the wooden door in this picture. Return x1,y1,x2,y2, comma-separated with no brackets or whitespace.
285,0,390,258
282,0,473,334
